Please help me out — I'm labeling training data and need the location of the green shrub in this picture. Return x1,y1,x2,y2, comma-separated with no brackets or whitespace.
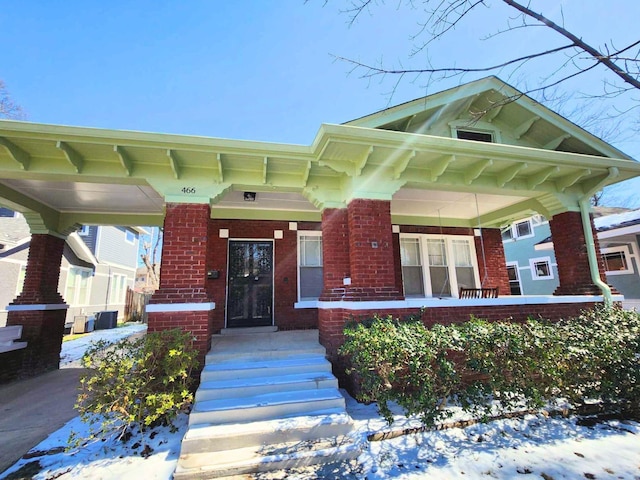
70,329,198,448
557,306,640,412
341,315,460,425
340,306,640,425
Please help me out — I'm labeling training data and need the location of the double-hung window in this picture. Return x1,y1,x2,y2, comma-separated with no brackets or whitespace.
400,235,480,298
65,267,92,305
298,232,323,301
502,218,534,241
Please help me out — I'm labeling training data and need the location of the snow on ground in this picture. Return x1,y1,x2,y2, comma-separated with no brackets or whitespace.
2,326,640,479
59,323,147,368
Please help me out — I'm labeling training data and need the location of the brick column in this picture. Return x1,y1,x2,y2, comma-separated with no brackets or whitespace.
318,199,403,366
319,208,350,301
475,228,510,295
550,211,606,295
4,234,68,381
147,203,214,367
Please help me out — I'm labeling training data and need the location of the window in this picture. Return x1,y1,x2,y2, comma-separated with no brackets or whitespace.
110,273,128,304
15,265,26,296
0,207,16,217
502,218,533,241
506,263,522,295
79,225,90,236
530,257,553,280
400,238,425,296
456,130,493,142
65,267,92,305
125,230,136,244
298,232,323,300
400,234,479,298
602,246,633,275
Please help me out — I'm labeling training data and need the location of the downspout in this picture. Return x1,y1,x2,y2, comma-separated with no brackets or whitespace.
578,166,619,307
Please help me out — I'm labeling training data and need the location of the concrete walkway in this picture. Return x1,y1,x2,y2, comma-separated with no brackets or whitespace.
0,367,87,474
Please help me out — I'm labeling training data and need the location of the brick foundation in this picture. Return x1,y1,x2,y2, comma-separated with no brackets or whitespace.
551,211,607,295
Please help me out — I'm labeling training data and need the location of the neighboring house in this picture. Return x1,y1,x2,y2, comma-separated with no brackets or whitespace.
134,265,159,293
0,209,145,327
3,76,640,381
502,215,558,296
502,208,640,309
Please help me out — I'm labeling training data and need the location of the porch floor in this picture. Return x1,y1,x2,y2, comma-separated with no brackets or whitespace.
208,329,323,359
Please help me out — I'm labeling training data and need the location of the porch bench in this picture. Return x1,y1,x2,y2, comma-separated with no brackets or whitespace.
459,287,499,299
0,325,27,353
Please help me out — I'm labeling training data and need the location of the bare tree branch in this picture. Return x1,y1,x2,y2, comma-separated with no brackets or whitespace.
502,0,640,90
330,0,640,105
0,80,25,120
333,43,576,77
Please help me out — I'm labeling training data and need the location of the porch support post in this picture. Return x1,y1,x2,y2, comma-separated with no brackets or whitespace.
4,234,68,382
318,199,403,367
475,228,511,295
147,203,214,367
550,211,607,297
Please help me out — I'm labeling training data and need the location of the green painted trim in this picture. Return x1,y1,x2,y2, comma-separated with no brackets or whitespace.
59,212,165,228
210,208,322,222
391,215,474,228
578,167,619,306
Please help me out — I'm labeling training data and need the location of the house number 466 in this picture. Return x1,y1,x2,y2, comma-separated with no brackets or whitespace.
181,187,196,194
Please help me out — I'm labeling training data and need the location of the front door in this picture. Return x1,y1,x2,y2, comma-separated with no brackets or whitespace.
226,241,274,328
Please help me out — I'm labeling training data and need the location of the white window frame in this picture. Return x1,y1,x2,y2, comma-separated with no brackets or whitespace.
530,256,554,281
400,233,481,298
125,229,136,245
601,246,634,275
297,231,323,302
65,266,93,305
110,273,128,304
502,218,535,242
449,119,502,143
506,261,522,295
15,264,27,296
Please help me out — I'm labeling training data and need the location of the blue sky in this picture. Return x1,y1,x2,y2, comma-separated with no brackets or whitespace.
2,1,639,204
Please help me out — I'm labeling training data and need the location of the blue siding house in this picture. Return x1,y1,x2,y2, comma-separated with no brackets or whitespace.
502,209,640,309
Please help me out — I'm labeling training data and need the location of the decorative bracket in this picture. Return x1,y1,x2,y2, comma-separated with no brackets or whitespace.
0,137,30,170
56,141,83,173
167,149,180,179
114,145,133,176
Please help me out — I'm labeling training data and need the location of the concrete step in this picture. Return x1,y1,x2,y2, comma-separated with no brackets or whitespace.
195,371,338,402
180,411,353,454
200,355,332,382
189,388,346,426
173,434,362,479
219,326,278,335
205,344,326,363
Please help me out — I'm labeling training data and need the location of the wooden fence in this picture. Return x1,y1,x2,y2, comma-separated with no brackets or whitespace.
124,287,153,323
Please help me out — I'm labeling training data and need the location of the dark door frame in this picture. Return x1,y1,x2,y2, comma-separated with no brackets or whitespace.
225,239,275,328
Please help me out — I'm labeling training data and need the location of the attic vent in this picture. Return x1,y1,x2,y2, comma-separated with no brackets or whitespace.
456,130,493,143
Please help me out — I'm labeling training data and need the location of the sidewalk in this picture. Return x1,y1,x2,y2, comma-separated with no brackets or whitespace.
0,324,147,474
0,367,87,473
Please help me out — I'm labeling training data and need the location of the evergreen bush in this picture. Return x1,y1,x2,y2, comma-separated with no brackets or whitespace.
340,306,640,425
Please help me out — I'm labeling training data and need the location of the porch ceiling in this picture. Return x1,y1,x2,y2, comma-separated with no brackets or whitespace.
0,119,638,234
